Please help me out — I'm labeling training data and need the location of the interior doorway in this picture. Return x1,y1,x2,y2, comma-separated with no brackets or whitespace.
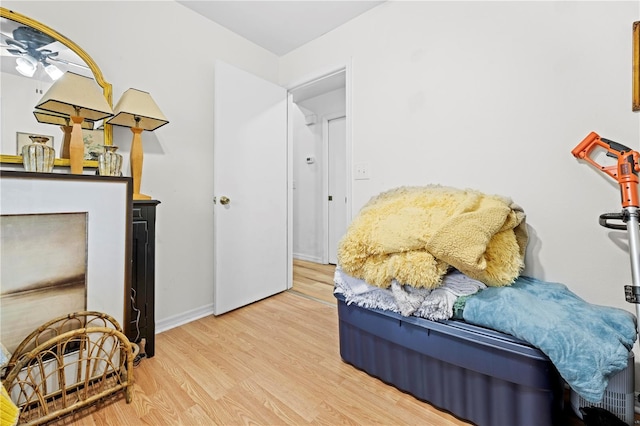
289,69,350,268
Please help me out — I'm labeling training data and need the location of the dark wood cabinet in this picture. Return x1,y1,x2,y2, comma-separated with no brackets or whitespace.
128,200,160,358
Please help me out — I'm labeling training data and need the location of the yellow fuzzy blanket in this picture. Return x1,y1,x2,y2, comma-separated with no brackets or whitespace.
337,185,528,289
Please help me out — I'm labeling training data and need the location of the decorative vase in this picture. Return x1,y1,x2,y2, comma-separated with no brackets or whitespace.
98,145,123,176
22,136,55,172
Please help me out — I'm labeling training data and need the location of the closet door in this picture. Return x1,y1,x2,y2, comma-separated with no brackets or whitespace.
213,60,288,315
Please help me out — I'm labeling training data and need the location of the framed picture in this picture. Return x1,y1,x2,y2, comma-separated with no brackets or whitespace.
0,171,132,351
1,212,88,353
16,132,55,155
634,21,639,112
83,129,105,160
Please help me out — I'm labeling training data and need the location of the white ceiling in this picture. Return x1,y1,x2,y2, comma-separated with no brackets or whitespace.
176,1,386,56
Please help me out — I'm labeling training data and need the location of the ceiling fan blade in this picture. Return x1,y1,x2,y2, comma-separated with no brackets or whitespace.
6,48,26,56
5,38,28,50
47,56,90,70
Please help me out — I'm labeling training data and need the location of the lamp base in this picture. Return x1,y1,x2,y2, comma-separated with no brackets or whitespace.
133,193,152,200
69,116,85,175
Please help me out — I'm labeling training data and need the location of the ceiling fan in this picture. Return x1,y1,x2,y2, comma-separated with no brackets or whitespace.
2,25,87,80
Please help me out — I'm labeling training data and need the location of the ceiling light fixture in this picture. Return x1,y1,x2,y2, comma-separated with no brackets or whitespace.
43,63,63,81
15,56,37,77
15,56,64,81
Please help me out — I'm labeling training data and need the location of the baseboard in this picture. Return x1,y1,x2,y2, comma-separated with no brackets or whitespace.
157,253,326,334
155,303,214,334
293,253,324,263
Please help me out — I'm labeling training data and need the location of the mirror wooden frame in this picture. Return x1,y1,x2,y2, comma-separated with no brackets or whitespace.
0,7,113,166
633,21,639,112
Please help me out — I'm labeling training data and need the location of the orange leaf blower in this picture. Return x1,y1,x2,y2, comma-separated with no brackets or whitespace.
572,132,640,310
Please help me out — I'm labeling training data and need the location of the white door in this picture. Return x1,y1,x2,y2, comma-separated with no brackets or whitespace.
328,116,347,264
213,61,288,315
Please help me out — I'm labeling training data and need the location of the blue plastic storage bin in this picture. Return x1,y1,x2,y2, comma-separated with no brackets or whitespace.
335,293,564,426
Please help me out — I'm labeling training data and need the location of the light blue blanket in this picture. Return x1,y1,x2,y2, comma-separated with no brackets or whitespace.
462,276,637,403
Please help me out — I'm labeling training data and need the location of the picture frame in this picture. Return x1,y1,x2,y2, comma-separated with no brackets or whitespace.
0,171,132,340
634,21,639,112
1,212,88,352
16,132,55,155
83,129,105,160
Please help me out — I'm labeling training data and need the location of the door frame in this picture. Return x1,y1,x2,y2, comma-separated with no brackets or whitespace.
286,61,353,283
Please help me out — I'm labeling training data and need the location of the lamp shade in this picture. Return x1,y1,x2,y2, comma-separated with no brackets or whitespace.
107,88,168,131
33,109,94,130
35,71,113,121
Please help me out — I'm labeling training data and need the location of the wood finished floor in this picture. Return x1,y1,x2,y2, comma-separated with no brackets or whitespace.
50,260,588,425
290,259,336,305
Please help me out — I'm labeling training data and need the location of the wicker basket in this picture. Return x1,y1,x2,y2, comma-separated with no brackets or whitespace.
1,312,135,425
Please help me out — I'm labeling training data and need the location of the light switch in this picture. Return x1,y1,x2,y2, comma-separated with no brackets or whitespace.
355,163,371,180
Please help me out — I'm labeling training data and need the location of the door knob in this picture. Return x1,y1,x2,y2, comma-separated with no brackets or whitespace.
219,196,230,205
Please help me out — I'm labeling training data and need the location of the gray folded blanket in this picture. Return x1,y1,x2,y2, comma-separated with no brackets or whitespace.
334,267,485,321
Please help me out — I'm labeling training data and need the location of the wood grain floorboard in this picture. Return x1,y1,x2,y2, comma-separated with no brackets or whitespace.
290,259,336,305
45,260,590,425
47,292,471,425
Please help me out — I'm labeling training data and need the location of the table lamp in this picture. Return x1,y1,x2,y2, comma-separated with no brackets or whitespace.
107,89,168,200
34,72,113,174
33,109,94,159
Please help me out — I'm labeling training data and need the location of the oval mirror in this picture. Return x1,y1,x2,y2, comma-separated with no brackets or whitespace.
0,7,112,167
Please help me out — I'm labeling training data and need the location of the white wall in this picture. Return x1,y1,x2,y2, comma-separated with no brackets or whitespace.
1,74,56,155
291,104,323,262
280,1,640,313
3,0,639,341
292,88,346,262
1,1,280,329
